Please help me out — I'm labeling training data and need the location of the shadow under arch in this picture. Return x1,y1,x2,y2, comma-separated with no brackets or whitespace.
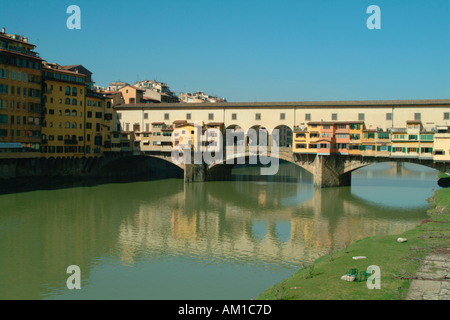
344,158,438,175
207,153,314,180
100,154,184,179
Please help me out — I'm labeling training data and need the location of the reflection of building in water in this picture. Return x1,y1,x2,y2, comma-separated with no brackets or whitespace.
116,176,427,267
171,208,197,240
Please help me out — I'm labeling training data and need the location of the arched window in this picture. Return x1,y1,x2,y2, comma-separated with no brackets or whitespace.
72,99,77,106
65,122,70,128
72,110,77,117
65,86,70,95
72,87,77,96
65,98,70,105
65,109,70,116
72,122,77,129
59,99,62,104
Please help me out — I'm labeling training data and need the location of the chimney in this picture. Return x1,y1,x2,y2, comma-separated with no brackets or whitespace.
1,27,5,33
23,37,28,43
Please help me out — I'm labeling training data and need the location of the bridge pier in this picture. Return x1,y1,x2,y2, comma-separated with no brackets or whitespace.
312,155,352,188
184,164,207,182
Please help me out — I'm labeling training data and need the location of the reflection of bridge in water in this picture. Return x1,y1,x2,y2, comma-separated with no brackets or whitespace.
116,172,429,267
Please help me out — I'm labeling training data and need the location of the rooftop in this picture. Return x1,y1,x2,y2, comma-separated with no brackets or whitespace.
114,99,450,110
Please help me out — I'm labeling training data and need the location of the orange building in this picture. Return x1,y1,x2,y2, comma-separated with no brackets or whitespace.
0,29,43,158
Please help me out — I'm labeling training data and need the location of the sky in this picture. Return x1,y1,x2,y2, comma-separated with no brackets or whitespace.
1,0,449,102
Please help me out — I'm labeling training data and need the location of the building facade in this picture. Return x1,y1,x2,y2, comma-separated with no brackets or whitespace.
0,29,43,158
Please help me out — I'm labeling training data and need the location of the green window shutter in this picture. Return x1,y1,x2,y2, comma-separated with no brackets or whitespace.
403,147,406,153
388,146,391,151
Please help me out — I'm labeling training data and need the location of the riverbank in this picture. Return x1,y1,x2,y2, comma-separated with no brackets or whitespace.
0,154,182,194
257,177,450,300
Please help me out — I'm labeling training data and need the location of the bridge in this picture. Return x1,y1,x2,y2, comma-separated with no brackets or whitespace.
131,145,448,188
113,99,450,187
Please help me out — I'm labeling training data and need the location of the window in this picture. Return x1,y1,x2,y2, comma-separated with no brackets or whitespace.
186,113,191,120
332,113,338,121
144,113,148,120
255,113,261,120
358,113,365,121
280,113,286,120
65,86,70,95
386,113,392,120
305,113,311,121
209,113,214,121
444,112,449,120
414,113,421,120
164,113,169,120
232,113,237,121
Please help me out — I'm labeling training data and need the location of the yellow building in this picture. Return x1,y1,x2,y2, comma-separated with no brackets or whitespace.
0,29,43,158
348,122,364,156
41,63,118,158
434,126,450,162
361,129,377,156
292,123,321,154
419,131,434,159
118,85,144,104
41,62,87,157
293,128,309,153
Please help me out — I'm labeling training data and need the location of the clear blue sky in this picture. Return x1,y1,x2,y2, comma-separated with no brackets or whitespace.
1,0,449,102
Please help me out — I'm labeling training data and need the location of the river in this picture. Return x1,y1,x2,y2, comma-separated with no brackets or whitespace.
0,161,439,300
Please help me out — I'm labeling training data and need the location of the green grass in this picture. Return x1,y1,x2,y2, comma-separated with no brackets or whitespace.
258,187,450,300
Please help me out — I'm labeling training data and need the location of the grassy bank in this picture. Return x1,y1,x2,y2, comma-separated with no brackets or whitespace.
258,180,450,300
